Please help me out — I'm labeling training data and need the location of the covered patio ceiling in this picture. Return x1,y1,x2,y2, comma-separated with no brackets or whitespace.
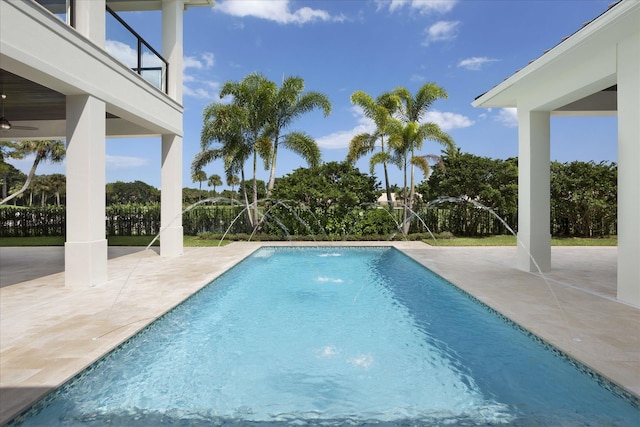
0,69,155,140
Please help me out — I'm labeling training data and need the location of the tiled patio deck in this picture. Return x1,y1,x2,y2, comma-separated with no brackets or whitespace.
0,243,638,424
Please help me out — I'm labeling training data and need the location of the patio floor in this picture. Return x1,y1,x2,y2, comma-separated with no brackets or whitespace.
0,242,638,424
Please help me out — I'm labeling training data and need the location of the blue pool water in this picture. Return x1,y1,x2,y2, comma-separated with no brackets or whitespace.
14,247,640,426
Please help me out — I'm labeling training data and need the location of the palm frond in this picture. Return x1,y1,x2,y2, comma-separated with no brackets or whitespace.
282,132,321,167
256,136,273,170
411,155,432,178
191,149,221,175
346,133,376,163
369,151,391,175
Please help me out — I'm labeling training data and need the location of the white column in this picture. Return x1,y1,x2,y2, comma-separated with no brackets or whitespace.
162,0,184,103
74,0,105,48
517,109,551,272
160,0,184,257
617,34,640,306
161,134,183,257
65,95,107,287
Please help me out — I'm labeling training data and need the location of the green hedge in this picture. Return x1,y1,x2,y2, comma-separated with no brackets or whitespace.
0,206,65,237
0,203,608,239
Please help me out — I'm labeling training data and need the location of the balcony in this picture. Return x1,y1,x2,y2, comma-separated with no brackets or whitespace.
106,6,168,93
33,0,168,93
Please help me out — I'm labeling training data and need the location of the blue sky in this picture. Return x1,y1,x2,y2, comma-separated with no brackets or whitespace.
14,0,618,190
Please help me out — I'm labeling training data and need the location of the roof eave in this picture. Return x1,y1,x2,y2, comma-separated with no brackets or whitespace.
472,0,634,109
107,0,214,12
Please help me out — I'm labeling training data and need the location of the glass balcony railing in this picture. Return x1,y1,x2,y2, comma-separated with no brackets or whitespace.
33,0,168,94
106,6,168,93
34,0,71,24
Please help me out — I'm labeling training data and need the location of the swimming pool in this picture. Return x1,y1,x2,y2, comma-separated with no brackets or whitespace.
11,247,640,426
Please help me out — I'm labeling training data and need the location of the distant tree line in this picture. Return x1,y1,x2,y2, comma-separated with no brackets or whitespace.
0,154,617,239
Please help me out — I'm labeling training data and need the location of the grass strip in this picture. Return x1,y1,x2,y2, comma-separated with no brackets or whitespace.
424,235,617,246
1,235,616,247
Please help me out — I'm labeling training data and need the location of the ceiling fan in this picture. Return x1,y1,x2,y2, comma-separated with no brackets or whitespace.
1,93,39,132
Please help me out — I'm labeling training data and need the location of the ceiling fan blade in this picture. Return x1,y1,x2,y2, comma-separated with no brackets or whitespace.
0,116,39,132
1,94,40,132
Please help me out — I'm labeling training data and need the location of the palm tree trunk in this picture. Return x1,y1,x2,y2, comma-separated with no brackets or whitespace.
240,168,253,229
267,132,280,198
381,138,393,207
402,155,409,236
252,151,259,229
1,175,7,200
0,154,42,205
406,150,416,235
383,162,392,206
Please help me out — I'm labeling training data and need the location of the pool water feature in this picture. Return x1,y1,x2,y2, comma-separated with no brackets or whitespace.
12,247,639,426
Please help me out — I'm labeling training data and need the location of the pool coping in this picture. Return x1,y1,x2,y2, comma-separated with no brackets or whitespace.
1,242,638,424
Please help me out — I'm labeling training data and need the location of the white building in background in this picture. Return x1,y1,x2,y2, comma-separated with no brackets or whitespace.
0,0,213,287
473,0,639,306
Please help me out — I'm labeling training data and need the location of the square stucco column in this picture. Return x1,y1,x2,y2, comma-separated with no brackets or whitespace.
162,0,183,104
65,95,107,287
161,0,184,257
75,0,105,47
161,134,183,257
617,34,640,306
517,109,551,272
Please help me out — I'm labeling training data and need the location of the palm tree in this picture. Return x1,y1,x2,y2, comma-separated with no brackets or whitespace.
33,175,51,207
265,76,331,197
347,90,399,206
0,139,65,205
221,74,275,227
391,84,455,234
196,103,253,217
47,173,66,206
207,174,222,194
1,141,19,199
226,174,240,203
197,73,275,229
192,169,207,191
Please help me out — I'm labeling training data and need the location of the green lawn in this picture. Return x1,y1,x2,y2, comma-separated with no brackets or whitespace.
423,235,617,246
0,236,231,247
0,236,66,246
0,235,617,247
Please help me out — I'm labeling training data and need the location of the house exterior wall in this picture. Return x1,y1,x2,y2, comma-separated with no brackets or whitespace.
472,0,639,306
1,0,195,286
0,0,183,136
616,31,640,306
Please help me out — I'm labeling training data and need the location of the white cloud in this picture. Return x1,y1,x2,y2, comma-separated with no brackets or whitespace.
216,0,341,24
423,110,474,131
495,108,518,127
184,52,215,70
316,107,473,150
422,20,460,46
316,107,375,149
201,52,215,68
458,56,498,71
182,52,218,99
183,80,221,100
388,0,458,14
106,155,149,169
106,40,163,68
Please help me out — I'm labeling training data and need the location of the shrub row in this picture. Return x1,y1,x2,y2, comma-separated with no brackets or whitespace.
1,204,518,238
